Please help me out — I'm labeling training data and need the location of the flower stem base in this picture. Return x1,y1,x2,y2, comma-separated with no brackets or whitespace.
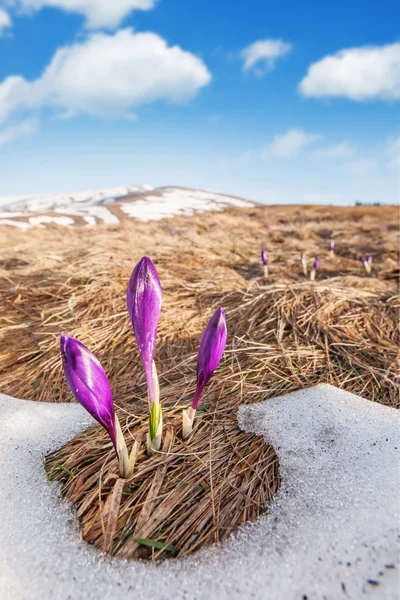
182,406,196,439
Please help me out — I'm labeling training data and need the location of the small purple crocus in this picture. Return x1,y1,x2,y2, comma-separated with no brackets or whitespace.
329,240,335,254
182,308,227,438
360,255,371,273
60,335,137,477
310,256,319,280
261,248,268,265
261,248,269,278
367,255,372,265
60,334,116,447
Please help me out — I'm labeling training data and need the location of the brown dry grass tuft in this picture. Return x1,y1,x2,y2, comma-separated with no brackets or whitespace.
1,203,399,560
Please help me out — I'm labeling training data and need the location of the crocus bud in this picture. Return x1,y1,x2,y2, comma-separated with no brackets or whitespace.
261,248,269,277
60,335,136,478
301,252,307,276
261,248,268,265
126,257,163,453
329,240,335,255
360,255,371,273
367,255,372,265
310,256,319,281
183,308,227,438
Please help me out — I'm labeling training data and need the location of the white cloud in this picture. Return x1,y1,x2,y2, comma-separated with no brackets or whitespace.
0,118,39,145
10,0,157,29
313,141,356,160
346,157,378,175
0,8,12,35
386,137,400,168
263,128,320,159
299,43,400,101
241,39,292,73
0,28,211,125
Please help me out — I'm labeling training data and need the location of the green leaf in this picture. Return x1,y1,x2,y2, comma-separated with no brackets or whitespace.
196,403,210,414
133,537,176,553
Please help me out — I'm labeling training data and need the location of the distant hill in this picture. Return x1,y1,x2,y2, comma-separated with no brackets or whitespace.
0,185,255,230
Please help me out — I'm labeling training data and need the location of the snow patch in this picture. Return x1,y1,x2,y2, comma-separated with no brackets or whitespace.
0,385,398,600
29,216,75,228
120,188,254,221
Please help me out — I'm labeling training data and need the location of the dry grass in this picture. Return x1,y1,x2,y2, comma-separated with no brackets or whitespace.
1,203,399,560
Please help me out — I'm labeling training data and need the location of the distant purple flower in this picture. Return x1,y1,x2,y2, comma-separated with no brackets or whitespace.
60,335,116,447
360,255,372,273
313,256,320,271
261,248,268,266
126,257,162,406
329,240,335,252
192,308,227,411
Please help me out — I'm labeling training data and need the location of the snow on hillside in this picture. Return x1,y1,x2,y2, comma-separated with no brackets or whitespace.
0,185,153,213
119,188,254,221
0,186,255,229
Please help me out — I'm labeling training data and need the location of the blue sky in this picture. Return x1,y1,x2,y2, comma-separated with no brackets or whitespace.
0,0,399,204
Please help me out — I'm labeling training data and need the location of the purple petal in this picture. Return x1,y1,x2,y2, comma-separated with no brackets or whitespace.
329,240,334,251
126,256,162,402
60,335,116,447
193,307,227,410
313,256,320,270
360,255,366,265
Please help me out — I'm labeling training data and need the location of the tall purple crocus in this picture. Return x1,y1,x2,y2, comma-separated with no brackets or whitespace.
310,256,319,280
182,308,227,438
127,256,163,452
60,335,136,477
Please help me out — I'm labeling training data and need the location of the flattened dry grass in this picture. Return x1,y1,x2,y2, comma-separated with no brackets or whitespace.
1,203,399,559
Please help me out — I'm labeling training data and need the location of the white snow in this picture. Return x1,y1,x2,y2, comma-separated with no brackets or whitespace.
0,218,31,229
0,384,398,600
119,188,254,221
0,185,153,213
29,215,75,228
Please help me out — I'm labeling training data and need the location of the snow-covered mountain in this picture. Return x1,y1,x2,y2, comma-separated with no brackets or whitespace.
0,185,255,229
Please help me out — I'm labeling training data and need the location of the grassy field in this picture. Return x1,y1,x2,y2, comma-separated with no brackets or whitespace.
1,203,398,559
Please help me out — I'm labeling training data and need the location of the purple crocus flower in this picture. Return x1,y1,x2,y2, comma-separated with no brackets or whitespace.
193,307,227,410
310,256,319,280
261,248,268,266
329,240,335,253
183,308,227,438
367,254,372,265
360,255,371,273
60,335,116,447
126,256,162,407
